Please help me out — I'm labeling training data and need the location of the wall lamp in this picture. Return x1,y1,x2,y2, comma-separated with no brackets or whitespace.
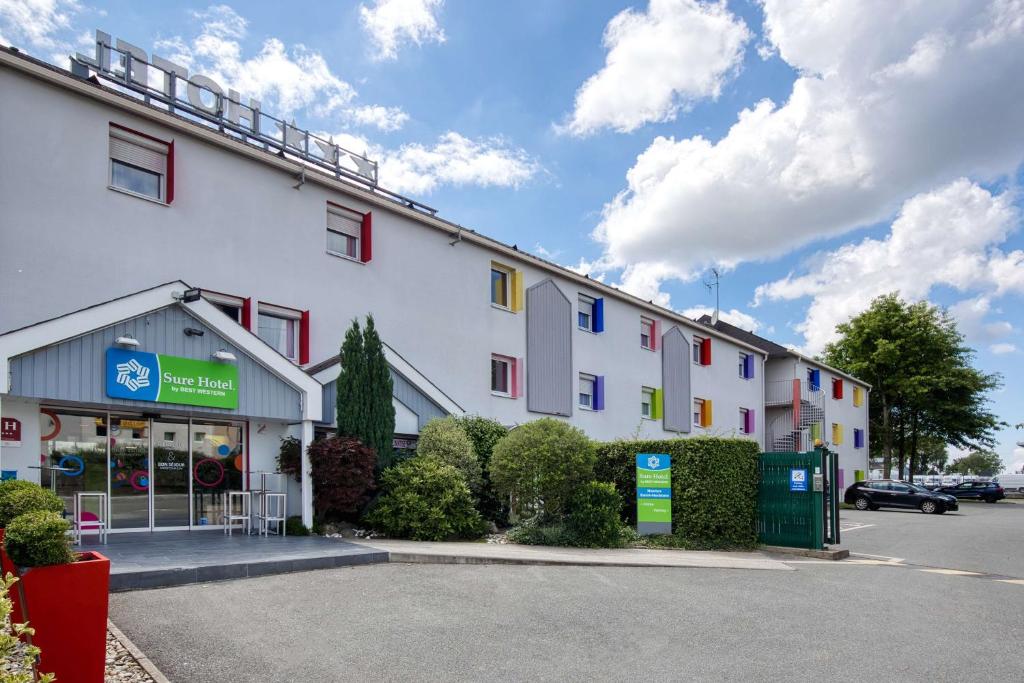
184,328,205,337
212,349,237,362
114,336,140,347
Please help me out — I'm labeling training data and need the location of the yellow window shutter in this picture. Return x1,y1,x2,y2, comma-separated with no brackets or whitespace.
511,270,524,312
832,423,843,445
702,399,713,427
810,422,821,441
652,389,663,420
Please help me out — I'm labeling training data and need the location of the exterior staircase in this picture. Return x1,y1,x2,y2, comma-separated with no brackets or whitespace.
766,380,824,452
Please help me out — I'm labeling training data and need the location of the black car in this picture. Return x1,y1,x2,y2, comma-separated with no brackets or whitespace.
844,480,958,514
935,481,1005,503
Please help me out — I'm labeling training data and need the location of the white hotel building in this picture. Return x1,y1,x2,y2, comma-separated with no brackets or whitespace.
0,40,869,529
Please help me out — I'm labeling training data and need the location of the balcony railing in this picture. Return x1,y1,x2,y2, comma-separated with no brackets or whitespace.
765,379,823,406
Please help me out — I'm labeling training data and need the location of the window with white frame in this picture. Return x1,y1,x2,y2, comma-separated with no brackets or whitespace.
694,398,705,427
738,352,746,378
491,264,512,308
578,295,594,331
202,291,245,324
640,317,654,349
326,206,361,260
257,305,300,360
641,386,654,418
491,355,512,395
109,125,169,202
579,373,595,409
739,407,750,434
693,337,704,364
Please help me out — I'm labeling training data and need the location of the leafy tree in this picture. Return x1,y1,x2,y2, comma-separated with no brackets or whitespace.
416,417,483,495
335,316,395,470
453,415,509,525
308,436,377,524
945,450,1004,477
821,294,1003,482
910,435,948,475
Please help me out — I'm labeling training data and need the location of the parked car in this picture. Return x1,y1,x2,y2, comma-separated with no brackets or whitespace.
845,480,958,514
934,481,1005,503
992,474,1024,493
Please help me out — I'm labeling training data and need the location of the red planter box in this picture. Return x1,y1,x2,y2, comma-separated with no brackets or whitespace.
17,551,110,683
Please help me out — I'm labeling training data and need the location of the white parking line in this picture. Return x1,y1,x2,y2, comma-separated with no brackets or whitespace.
839,523,875,532
920,568,981,576
849,552,904,563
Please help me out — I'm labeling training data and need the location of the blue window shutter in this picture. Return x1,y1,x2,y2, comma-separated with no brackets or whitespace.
744,354,754,379
594,375,605,410
811,369,821,389
593,298,604,333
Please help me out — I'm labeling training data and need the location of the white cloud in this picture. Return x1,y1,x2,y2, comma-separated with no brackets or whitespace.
346,105,409,132
591,1,1024,297
560,0,750,136
753,179,1023,354
990,343,1018,355
360,0,445,61
377,132,540,195
681,306,765,332
0,0,80,52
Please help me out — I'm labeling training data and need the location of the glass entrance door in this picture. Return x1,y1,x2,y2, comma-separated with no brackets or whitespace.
109,417,151,530
152,420,190,527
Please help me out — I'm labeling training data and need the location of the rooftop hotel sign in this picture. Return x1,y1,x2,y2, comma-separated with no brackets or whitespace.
106,348,239,410
72,30,378,185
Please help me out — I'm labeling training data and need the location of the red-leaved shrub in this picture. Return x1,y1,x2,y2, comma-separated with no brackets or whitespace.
309,436,376,523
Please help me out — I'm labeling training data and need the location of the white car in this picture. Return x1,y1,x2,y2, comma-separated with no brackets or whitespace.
993,474,1024,493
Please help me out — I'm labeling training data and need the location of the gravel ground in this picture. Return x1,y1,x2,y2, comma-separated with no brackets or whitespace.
105,630,154,683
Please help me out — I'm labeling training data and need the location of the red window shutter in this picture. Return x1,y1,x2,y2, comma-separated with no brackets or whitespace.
701,337,712,365
834,379,844,400
650,320,660,350
360,211,372,262
241,297,252,330
299,310,310,364
166,140,175,204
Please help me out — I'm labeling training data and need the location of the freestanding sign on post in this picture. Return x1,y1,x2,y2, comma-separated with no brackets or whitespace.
636,453,671,535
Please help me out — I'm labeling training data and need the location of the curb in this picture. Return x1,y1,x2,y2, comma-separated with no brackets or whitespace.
760,545,849,560
383,550,789,571
108,619,173,683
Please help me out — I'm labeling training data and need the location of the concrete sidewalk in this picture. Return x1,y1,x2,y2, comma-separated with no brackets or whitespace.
352,539,793,570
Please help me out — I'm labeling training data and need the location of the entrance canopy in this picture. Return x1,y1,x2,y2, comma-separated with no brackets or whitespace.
0,281,321,422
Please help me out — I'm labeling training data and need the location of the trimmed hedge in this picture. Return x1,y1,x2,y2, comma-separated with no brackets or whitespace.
594,437,759,549
4,510,75,567
0,481,64,528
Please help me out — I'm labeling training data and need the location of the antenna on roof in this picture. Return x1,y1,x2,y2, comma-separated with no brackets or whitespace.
704,268,720,324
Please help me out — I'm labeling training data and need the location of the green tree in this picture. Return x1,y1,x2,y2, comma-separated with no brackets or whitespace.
821,294,1002,482
336,316,395,470
945,450,1004,477
416,417,483,495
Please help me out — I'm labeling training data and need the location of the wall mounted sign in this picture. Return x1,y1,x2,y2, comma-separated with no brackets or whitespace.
105,348,239,409
1,417,22,447
72,30,378,185
790,468,808,492
636,453,671,535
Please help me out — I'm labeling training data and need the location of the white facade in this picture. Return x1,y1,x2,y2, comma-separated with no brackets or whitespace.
0,51,767,446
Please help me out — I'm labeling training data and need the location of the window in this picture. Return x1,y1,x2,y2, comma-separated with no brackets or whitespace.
832,378,844,400
193,431,206,442
578,295,594,331
327,206,361,260
579,373,595,409
491,262,520,310
641,387,655,418
738,352,754,379
257,303,304,361
694,398,704,427
693,336,711,365
109,124,170,202
641,317,655,350
739,407,754,434
202,291,247,325
491,355,511,395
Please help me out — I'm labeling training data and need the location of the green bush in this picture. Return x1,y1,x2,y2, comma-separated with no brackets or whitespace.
506,516,572,546
0,482,64,528
365,457,487,541
4,511,75,568
594,437,760,549
565,481,625,548
285,516,310,536
416,417,483,496
453,415,509,525
490,418,596,518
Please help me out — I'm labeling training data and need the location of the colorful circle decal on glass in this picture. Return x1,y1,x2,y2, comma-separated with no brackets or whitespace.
217,444,230,456
193,458,225,488
57,455,84,477
40,409,61,441
130,470,149,491
233,454,244,472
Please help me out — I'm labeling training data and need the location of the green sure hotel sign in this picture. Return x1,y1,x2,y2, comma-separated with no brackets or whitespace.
106,348,239,409
636,453,671,535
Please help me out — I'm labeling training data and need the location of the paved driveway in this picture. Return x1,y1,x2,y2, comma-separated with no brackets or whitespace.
110,559,1024,682
838,499,1024,577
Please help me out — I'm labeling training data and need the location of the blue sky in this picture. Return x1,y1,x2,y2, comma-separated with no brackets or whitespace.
2,0,1022,469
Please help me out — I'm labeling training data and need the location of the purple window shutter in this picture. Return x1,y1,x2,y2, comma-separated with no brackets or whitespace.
838,468,845,489
594,375,605,411
746,408,755,434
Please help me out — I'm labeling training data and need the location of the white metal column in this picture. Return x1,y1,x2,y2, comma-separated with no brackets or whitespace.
300,419,314,528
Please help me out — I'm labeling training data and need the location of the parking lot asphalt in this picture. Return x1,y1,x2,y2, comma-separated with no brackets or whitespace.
110,559,1024,682
838,499,1024,577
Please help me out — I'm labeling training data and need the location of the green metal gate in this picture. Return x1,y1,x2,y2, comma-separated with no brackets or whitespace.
757,449,840,550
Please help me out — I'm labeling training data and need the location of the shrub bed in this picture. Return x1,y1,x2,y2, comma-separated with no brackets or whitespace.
0,482,64,528
453,415,509,525
594,437,760,549
4,511,75,567
309,436,377,524
416,417,483,496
